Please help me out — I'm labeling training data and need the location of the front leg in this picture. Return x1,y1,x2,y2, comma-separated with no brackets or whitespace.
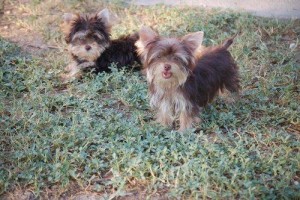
64,61,77,72
156,111,173,127
61,61,95,82
77,61,95,69
61,63,82,82
178,109,201,131
65,61,95,72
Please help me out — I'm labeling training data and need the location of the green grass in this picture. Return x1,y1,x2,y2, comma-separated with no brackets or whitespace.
1,0,300,199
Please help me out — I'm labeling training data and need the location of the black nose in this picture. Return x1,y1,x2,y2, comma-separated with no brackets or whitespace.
164,64,171,71
85,45,91,51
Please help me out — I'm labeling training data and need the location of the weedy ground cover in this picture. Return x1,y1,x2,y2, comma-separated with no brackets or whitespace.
0,1,299,199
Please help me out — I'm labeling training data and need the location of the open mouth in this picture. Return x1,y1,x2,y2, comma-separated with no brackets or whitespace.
162,71,172,79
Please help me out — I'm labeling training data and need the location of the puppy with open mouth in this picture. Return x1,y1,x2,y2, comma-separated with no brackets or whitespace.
136,27,240,131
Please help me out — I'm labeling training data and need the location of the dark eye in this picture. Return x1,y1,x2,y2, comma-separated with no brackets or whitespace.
77,37,83,40
173,56,180,61
81,39,87,44
157,55,161,59
76,37,85,44
93,35,99,40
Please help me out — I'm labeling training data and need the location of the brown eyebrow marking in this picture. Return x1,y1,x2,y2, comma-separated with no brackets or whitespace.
72,31,88,41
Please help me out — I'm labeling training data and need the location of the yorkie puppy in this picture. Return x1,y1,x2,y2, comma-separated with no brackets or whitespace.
136,27,240,131
61,9,140,81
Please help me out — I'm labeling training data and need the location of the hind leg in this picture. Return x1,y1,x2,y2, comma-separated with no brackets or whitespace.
219,89,239,104
221,70,240,103
225,77,240,94
225,67,240,93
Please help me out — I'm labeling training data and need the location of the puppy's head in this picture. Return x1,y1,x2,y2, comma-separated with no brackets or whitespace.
136,27,203,89
61,9,117,62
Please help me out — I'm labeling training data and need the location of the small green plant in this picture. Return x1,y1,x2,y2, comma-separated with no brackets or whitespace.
0,1,299,199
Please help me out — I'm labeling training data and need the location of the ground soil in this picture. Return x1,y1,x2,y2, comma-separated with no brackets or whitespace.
0,0,57,56
133,0,300,19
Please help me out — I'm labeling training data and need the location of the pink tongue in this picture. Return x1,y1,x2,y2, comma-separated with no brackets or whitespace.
162,71,172,79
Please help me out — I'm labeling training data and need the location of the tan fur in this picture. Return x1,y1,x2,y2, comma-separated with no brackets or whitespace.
136,27,205,131
135,27,159,62
71,31,88,40
148,62,188,89
194,45,206,59
218,89,240,104
150,86,196,130
61,13,79,37
181,31,204,53
61,62,82,82
68,41,105,62
96,8,119,31
156,107,173,127
177,109,201,131
135,40,145,56
178,111,193,131
61,61,95,82
60,9,117,82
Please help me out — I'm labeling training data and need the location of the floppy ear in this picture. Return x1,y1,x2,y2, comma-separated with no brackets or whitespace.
181,31,204,53
97,8,118,30
137,26,158,48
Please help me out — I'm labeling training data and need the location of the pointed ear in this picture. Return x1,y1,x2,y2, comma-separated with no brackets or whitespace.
62,13,77,24
138,26,159,47
135,27,159,64
97,8,118,30
181,31,204,53
61,13,78,38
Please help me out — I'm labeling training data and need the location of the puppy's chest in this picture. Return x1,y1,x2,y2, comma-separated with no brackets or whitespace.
150,87,193,113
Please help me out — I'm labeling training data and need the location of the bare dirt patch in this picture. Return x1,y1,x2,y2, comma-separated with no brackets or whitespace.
132,0,300,18
1,183,169,200
0,0,56,56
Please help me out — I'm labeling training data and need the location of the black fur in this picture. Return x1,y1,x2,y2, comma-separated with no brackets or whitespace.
93,33,141,73
65,14,141,73
182,43,240,109
67,15,109,44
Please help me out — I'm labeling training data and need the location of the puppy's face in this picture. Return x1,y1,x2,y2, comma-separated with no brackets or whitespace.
62,9,117,62
136,27,203,89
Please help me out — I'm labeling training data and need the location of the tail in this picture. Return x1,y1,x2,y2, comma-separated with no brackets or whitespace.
222,32,239,49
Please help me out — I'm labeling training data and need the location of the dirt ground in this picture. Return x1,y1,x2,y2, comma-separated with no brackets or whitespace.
1,0,299,55
0,0,59,56
133,0,300,19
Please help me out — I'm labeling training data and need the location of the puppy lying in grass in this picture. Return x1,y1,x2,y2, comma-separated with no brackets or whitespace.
61,8,141,81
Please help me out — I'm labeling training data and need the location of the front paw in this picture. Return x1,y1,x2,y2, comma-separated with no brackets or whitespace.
64,62,77,72
78,61,95,69
60,66,82,83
